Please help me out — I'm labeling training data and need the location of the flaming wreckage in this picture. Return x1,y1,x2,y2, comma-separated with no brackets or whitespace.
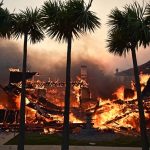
0,66,150,135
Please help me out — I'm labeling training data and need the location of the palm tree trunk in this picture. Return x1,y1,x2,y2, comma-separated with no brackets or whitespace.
17,33,28,150
131,48,149,150
61,35,72,150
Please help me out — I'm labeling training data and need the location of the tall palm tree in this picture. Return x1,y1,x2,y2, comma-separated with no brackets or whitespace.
107,2,150,150
0,1,12,38
12,8,44,150
41,0,100,150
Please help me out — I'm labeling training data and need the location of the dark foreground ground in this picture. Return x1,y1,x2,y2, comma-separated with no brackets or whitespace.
5,132,150,147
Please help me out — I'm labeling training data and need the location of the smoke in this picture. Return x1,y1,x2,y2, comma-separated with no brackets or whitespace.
0,39,122,98
72,60,122,99
0,39,22,85
28,51,122,98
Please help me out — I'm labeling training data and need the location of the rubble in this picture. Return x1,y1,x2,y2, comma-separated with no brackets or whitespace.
0,68,149,135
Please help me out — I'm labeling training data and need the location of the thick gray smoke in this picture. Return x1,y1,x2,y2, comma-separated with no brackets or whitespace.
0,39,122,98
72,60,122,99
0,40,22,85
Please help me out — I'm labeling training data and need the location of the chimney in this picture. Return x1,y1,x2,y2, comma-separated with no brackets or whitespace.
80,65,87,81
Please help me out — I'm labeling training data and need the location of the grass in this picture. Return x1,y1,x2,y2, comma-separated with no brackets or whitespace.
5,132,150,147
5,132,87,145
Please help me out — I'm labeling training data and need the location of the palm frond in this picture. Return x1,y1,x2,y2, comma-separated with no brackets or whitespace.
41,0,100,42
0,4,13,38
107,1,150,57
107,29,130,57
0,1,3,7
12,7,44,43
107,7,127,33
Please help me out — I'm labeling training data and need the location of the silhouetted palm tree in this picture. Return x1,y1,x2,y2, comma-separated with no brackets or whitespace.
0,1,12,38
12,8,44,150
41,0,100,150
107,2,150,150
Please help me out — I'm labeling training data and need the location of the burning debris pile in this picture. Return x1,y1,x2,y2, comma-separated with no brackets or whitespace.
0,67,150,135
93,74,150,134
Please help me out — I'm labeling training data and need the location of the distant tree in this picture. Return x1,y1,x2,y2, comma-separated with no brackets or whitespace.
41,0,100,150
107,2,150,150
12,8,44,150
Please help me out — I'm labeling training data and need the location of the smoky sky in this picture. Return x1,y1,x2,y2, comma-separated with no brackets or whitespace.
0,39,122,98
74,61,121,99
0,40,22,85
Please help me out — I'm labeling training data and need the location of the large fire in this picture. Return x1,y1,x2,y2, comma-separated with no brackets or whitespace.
0,72,150,135
92,74,150,133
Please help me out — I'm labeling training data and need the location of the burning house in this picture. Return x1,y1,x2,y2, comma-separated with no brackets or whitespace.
115,60,150,87
0,66,98,132
0,64,150,135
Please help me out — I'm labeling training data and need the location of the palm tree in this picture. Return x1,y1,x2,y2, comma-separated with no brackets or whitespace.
41,0,100,150
12,8,44,150
0,1,12,38
107,2,150,150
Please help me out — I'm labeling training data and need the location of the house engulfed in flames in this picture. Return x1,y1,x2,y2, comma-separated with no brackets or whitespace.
0,63,150,135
